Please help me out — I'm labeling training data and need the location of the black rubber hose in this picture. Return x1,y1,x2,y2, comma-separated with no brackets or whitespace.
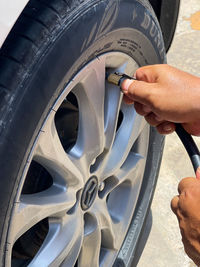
175,123,200,173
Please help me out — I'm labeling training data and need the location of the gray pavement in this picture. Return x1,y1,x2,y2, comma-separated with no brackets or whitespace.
138,1,200,266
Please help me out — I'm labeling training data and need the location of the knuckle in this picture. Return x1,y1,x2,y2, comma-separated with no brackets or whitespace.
171,195,179,213
144,91,154,104
178,177,196,193
134,102,145,115
128,81,137,93
123,95,134,105
145,113,160,126
135,68,143,79
156,122,175,135
151,99,162,114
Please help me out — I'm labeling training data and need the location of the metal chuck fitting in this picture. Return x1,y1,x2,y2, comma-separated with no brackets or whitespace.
106,72,136,88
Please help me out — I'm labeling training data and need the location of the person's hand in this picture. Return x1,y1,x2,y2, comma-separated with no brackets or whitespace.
121,64,200,136
171,170,200,266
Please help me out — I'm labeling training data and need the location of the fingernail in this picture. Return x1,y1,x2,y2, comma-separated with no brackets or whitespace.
163,124,173,132
143,105,152,113
121,79,133,92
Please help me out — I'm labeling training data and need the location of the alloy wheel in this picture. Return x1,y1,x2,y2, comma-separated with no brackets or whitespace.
8,52,149,267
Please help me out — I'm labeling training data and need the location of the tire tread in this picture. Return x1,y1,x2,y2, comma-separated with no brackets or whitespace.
36,0,62,18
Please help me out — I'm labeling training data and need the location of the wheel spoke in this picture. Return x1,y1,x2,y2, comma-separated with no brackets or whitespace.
94,154,147,253
115,152,144,185
91,199,116,250
102,104,147,178
77,214,101,267
90,83,123,176
69,58,106,175
29,212,83,267
93,198,131,252
104,83,123,150
9,186,76,244
101,154,147,246
34,110,83,188
99,152,144,199
104,60,130,150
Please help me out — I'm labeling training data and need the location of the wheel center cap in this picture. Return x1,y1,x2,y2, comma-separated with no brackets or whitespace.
81,176,98,211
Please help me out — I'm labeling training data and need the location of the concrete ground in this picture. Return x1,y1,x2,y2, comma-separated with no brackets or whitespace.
138,0,200,266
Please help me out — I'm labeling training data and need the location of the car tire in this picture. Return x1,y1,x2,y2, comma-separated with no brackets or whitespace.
0,0,165,266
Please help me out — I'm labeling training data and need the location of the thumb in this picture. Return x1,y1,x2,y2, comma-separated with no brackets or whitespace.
121,78,156,106
196,167,200,180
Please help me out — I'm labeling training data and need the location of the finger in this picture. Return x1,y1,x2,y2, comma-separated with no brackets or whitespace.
176,208,185,222
123,94,134,105
182,240,200,266
156,122,176,135
135,65,160,83
182,122,200,136
145,112,164,127
121,79,157,106
196,167,200,180
178,177,197,194
171,195,179,214
134,102,152,116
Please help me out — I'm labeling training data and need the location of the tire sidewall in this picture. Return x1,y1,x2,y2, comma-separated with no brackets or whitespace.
0,0,165,264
